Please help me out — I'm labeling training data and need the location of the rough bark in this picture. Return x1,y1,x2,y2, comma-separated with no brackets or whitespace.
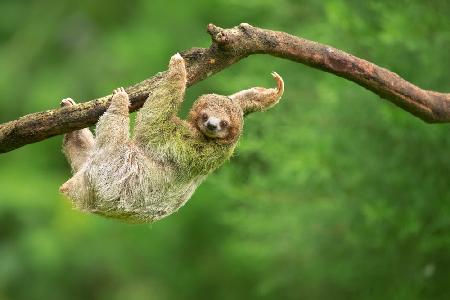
1,23,449,153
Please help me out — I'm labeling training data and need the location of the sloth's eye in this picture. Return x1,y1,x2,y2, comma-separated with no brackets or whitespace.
201,113,208,121
220,120,228,128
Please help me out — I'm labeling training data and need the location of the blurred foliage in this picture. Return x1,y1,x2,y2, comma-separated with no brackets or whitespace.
0,0,450,299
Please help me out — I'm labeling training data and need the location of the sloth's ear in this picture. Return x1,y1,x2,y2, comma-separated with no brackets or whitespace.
229,72,284,115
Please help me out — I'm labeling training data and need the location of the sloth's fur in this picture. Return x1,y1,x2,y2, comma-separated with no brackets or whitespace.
60,54,284,223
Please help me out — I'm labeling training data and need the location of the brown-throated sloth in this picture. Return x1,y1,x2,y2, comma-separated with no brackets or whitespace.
60,53,284,223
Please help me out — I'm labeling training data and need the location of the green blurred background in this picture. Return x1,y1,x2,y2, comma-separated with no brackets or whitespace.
0,0,449,299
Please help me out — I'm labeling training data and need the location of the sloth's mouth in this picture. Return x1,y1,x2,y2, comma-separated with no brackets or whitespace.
201,127,219,138
197,120,222,139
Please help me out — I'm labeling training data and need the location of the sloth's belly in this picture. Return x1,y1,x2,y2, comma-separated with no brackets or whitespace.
80,147,204,223
91,178,202,223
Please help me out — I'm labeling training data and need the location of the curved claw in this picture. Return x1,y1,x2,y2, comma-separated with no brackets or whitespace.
113,87,126,95
271,72,284,97
167,53,187,84
60,98,76,107
169,53,185,68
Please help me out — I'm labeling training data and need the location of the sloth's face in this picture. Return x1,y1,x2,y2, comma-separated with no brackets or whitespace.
190,94,244,145
197,109,230,139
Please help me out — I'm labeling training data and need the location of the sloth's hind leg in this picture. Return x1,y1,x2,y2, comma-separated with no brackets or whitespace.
94,87,130,150
59,171,92,210
60,98,95,173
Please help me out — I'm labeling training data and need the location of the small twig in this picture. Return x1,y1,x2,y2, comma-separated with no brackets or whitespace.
0,23,449,153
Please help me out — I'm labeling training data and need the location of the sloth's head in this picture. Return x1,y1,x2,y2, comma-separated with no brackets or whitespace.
189,72,284,145
190,94,243,145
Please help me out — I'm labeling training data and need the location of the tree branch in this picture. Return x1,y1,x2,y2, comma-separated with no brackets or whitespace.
1,23,449,153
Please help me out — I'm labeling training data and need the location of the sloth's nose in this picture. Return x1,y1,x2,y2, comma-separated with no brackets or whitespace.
206,121,217,130
205,117,220,131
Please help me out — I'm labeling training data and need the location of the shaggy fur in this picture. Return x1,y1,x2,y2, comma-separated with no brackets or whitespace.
60,53,284,223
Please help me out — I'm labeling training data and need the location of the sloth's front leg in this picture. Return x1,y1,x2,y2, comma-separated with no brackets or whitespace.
133,53,187,145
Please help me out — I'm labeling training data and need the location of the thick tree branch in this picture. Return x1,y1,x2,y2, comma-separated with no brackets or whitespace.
1,23,449,153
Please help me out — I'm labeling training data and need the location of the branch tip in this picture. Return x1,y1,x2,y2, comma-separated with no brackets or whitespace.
207,23,222,37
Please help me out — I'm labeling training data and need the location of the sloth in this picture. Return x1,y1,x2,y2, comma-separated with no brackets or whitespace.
59,53,284,223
